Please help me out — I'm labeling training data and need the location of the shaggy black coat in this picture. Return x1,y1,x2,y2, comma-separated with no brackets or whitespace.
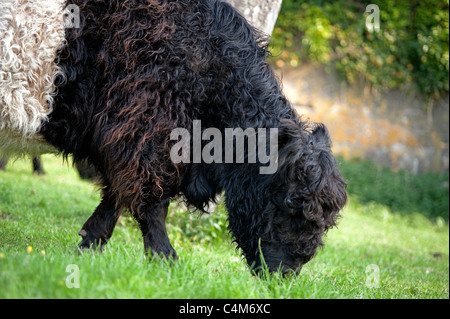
41,0,347,274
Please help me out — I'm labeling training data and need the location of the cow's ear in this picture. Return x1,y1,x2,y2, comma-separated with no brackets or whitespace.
311,123,332,148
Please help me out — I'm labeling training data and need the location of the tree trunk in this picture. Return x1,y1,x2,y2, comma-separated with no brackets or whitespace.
224,0,283,36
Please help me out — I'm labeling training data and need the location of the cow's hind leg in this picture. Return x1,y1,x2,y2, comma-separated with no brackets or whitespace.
132,198,177,259
78,188,121,251
32,156,45,175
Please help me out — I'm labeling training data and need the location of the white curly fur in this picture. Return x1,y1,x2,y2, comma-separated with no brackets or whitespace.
0,0,66,154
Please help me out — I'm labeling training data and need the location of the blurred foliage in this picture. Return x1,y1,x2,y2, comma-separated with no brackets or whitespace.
338,156,449,222
167,201,230,246
271,0,449,100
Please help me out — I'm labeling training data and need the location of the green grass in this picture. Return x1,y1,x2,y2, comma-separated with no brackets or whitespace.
0,155,448,299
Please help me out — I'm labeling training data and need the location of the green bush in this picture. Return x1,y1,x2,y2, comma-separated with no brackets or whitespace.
271,0,449,100
338,157,449,222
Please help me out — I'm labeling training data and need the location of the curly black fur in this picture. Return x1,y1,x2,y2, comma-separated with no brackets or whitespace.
41,0,347,274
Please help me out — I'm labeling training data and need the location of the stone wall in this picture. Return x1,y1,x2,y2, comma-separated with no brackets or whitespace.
277,65,449,174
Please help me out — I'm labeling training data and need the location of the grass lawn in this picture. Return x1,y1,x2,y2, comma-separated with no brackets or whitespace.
0,155,448,299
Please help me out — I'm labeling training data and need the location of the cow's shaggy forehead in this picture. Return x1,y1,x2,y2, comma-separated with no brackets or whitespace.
0,0,65,139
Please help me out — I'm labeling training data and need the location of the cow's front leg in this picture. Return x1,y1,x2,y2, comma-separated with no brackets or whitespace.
132,198,177,259
78,188,121,251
